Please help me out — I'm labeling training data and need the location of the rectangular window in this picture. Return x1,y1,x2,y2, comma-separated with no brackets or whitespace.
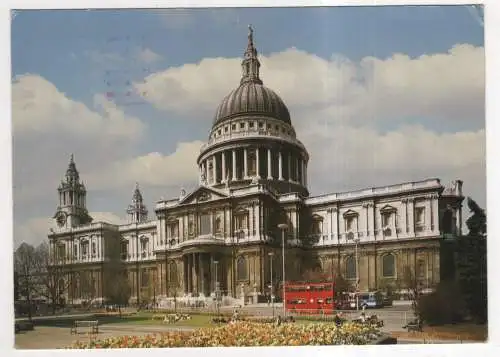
346,217,354,231
235,214,248,230
200,214,211,235
240,122,245,129
382,212,391,227
232,124,236,130
249,122,254,128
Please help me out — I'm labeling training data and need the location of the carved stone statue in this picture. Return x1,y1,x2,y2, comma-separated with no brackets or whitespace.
180,188,186,200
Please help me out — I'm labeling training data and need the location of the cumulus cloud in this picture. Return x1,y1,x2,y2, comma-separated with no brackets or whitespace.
12,74,145,138
12,74,146,204
85,141,204,190
136,44,484,126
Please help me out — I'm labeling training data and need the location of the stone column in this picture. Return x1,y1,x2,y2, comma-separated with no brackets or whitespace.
408,198,415,236
288,153,292,182
243,148,248,178
296,157,300,184
221,151,226,183
303,161,307,186
267,148,272,179
232,149,237,181
187,255,193,294
183,256,188,294
199,253,205,296
278,151,283,180
256,147,261,178
213,155,217,185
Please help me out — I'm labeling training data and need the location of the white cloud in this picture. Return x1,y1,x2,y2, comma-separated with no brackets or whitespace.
85,141,204,190
12,74,146,204
137,44,484,126
303,124,485,202
12,74,145,138
137,48,162,64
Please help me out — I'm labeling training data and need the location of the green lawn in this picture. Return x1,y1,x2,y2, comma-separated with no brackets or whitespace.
99,312,215,328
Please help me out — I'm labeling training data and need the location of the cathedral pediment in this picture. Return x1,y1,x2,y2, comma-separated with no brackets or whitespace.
179,186,229,205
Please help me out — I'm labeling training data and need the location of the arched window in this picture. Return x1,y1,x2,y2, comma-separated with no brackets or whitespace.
345,256,356,280
236,256,248,281
168,261,177,285
382,254,396,277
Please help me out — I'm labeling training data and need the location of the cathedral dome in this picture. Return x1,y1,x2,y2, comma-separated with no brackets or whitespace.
213,82,291,126
212,25,291,128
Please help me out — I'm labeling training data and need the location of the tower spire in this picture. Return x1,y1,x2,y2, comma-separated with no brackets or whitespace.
240,24,262,85
127,182,148,223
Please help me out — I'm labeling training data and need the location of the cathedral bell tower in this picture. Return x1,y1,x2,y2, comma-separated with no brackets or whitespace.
126,182,148,223
53,154,93,228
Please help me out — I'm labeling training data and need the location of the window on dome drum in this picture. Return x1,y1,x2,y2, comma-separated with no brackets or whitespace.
240,122,245,129
275,125,279,131
382,254,395,277
232,124,236,130
249,122,254,128
415,207,425,232
267,124,271,129
259,122,264,128
236,256,248,280
218,130,221,135
73,244,77,258
345,256,356,280
200,213,211,235
281,127,285,133
224,126,228,132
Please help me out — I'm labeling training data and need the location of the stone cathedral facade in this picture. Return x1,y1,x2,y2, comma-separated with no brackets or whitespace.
47,28,464,305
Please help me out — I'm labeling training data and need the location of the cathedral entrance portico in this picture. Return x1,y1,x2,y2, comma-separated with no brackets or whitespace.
181,248,225,297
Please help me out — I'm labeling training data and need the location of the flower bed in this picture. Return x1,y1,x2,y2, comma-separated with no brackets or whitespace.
67,322,382,348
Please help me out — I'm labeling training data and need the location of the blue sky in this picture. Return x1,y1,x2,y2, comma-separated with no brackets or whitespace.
11,6,485,247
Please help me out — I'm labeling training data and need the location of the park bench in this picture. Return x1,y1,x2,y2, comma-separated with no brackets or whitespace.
403,319,423,332
70,320,99,335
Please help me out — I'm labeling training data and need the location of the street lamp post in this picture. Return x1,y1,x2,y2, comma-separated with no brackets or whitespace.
268,252,274,317
214,260,220,315
278,223,288,317
354,237,360,311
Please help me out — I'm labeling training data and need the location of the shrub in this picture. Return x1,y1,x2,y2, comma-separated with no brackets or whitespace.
418,281,466,325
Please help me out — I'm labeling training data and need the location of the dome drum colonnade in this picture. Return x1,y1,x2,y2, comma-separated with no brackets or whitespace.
197,25,309,194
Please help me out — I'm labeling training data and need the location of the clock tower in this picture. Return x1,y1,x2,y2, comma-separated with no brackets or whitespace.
53,154,93,228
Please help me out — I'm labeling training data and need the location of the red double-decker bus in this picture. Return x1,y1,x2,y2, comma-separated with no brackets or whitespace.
283,282,335,314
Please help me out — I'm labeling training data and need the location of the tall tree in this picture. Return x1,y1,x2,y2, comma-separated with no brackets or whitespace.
456,197,487,323
14,243,43,321
35,242,71,314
